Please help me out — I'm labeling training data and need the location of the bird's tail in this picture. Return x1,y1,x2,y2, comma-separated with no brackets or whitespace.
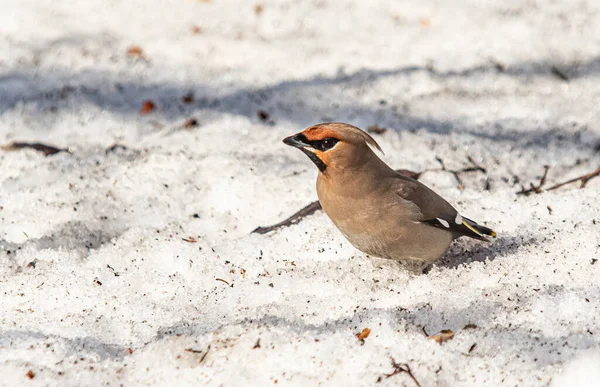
462,217,497,239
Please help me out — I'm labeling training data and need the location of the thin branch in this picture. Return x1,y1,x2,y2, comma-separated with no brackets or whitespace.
467,155,490,190
516,165,550,195
546,167,600,190
381,358,422,387
252,200,322,234
517,166,600,195
550,66,569,82
199,344,210,364
434,156,488,190
2,142,71,156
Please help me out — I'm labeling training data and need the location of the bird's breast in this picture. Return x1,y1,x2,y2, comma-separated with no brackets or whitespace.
317,177,395,247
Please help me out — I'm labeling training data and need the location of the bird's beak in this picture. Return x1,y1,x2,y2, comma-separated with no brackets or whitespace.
283,132,328,172
283,133,310,149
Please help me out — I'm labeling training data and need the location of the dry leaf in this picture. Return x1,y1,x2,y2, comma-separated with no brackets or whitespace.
139,100,156,114
257,110,270,121
182,92,194,104
127,46,144,58
191,25,202,34
26,370,35,379
254,4,264,15
184,118,199,128
428,329,455,344
356,328,371,342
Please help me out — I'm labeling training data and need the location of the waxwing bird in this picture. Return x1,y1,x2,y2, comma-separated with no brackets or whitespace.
283,122,496,263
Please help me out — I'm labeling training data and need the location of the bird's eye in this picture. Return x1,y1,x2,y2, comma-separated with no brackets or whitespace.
319,138,339,151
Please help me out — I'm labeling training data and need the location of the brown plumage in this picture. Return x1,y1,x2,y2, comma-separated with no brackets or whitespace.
283,122,496,263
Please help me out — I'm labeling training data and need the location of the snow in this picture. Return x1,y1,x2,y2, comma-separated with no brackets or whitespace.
1,0,599,385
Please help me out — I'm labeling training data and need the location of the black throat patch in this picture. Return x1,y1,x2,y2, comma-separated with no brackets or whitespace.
301,148,327,172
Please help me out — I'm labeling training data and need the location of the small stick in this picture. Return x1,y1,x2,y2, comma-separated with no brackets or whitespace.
2,142,70,156
383,359,422,387
252,200,322,234
517,166,600,195
517,165,550,195
435,156,488,190
546,167,600,191
550,66,569,82
199,344,210,364
106,264,120,277
466,155,490,190
468,343,477,354
466,155,487,174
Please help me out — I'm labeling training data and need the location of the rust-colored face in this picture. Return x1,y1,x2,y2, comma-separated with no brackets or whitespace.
283,123,381,173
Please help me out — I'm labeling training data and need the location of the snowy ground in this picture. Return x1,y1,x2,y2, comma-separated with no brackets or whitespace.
1,0,600,386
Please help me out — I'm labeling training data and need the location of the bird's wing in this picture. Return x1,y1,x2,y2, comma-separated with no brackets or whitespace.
390,173,495,241
421,216,495,241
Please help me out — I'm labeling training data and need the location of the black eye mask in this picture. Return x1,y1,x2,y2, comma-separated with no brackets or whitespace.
294,134,339,152
283,133,341,172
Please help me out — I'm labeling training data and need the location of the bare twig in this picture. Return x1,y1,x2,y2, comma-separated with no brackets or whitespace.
105,144,128,154
517,166,600,195
468,343,477,354
2,142,70,156
380,358,421,387
106,264,120,277
199,344,210,364
466,155,487,174
185,344,211,364
546,167,600,190
252,200,322,234
517,165,550,195
550,66,569,82
467,155,490,190
434,156,488,190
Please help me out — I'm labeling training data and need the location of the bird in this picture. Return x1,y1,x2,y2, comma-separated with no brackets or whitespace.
283,122,496,264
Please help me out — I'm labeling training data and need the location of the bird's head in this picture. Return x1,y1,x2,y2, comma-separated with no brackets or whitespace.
283,122,383,173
